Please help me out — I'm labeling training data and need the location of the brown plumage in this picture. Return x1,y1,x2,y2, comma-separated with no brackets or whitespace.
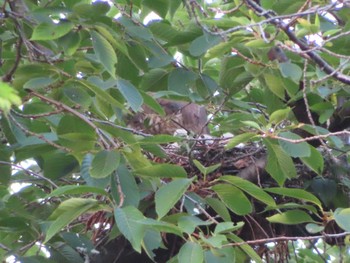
128,99,209,135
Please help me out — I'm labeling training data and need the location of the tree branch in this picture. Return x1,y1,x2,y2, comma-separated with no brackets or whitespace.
244,0,350,85
225,231,350,247
0,160,58,188
27,90,117,149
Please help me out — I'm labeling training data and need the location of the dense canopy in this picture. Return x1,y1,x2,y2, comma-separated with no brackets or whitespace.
1,0,350,262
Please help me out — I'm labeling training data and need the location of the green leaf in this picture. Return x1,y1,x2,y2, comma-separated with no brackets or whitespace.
266,187,322,209
126,43,148,71
140,134,181,144
264,74,285,99
44,198,99,243
228,234,263,263
91,30,117,78
114,206,145,253
90,150,120,178
116,79,143,111
200,233,227,249
143,0,169,18
0,82,21,113
225,132,256,150
57,31,81,56
305,223,324,234
178,242,204,263
140,68,168,91
111,164,140,207
310,177,336,207
205,197,231,222
78,80,125,109
31,21,74,40
269,108,291,124
178,216,212,234
220,176,276,207
63,85,92,108
124,25,153,41
47,185,109,198
57,115,96,151
240,121,261,130
43,152,79,179
214,221,244,235
278,131,311,157
155,178,192,219
134,163,187,178
300,146,324,175
23,77,55,91
168,68,197,95
267,210,315,225
189,33,222,57
334,208,350,231
81,153,111,188
212,184,252,215
50,241,84,263
279,62,302,83
94,25,128,56
140,92,166,115
265,139,296,186
139,218,183,236
193,160,220,177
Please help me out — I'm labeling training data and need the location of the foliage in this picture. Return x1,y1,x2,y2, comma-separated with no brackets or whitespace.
1,0,350,262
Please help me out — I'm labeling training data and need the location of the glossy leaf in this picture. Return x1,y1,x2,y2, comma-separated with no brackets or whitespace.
220,176,276,207
212,184,252,215
267,210,315,225
225,132,257,150
31,21,74,40
134,163,187,178
116,79,143,111
265,139,296,185
114,206,145,253
90,150,120,178
278,131,311,157
300,146,324,175
45,198,99,243
155,178,192,219
0,82,21,113
205,197,231,222
178,242,204,263
47,185,109,198
91,30,117,78
266,187,322,209
279,62,302,83
334,208,350,231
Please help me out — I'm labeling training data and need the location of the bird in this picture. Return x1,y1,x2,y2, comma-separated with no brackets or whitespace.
128,99,209,135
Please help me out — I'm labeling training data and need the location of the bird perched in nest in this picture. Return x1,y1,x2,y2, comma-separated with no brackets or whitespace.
128,99,209,135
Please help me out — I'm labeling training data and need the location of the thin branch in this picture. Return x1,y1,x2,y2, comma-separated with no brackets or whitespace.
8,113,72,152
184,193,219,224
224,231,350,247
115,173,125,208
269,130,350,143
231,48,269,67
11,108,64,119
90,117,152,137
208,2,243,15
2,36,22,82
0,243,10,251
0,160,58,188
27,90,115,149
